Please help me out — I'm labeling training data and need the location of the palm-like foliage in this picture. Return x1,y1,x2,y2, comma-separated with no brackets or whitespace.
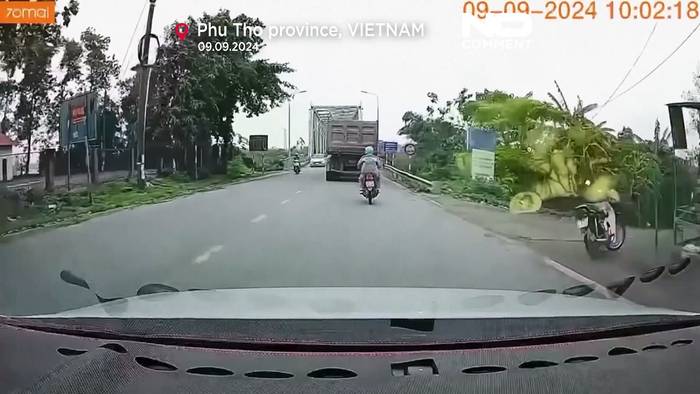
547,80,612,131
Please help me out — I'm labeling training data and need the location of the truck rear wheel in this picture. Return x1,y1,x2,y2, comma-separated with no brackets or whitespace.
326,172,334,181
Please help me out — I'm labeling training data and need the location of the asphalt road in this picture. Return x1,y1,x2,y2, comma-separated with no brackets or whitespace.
1,167,587,316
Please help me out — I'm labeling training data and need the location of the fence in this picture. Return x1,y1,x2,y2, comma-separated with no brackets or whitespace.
1,141,257,191
0,151,42,181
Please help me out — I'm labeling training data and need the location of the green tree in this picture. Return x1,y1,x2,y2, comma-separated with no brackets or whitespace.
14,39,57,173
0,0,79,171
399,91,470,179
80,28,119,95
46,38,84,147
141,10,294,175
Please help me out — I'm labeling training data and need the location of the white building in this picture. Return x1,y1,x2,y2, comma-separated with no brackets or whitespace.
0,132,15,182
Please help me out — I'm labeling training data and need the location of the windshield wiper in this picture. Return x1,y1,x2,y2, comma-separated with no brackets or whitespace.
60,269,185,303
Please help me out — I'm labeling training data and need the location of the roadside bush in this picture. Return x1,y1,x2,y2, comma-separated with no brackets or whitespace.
158,168,174,178
242,156,255,169
25,188,45,205
495,146,537,193
227,158,252,179
170,172,191,183
0,186,21,218
444,178,512,207
187,167,210,180
196,167,209,180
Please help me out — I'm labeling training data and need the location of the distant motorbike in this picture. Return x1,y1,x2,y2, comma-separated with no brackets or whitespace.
293,161,301,174
361,173,379,205
574,201,626,259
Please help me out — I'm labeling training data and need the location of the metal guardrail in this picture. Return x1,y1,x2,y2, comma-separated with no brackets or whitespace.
384,164,436,192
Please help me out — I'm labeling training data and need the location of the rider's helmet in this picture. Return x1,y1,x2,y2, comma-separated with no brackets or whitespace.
364,146,374,155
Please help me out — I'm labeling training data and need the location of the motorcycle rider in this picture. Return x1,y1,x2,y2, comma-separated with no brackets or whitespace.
292,153,301,172
584,178,620,243
357,145,381,193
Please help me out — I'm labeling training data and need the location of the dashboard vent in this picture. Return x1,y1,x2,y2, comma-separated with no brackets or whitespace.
564,356,598,364
608,347,637,356
307,368,357,379
462,366,506,374
99,343,127,353
245,371,294,379
57,348,87,356
671,339,693,346
135,357,177,371
187,367,233,376
519,360,558,369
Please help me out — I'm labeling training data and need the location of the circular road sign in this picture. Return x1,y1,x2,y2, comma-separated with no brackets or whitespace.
404,143,416,156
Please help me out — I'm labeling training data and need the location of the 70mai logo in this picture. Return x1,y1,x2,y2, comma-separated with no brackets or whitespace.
0,1,56,25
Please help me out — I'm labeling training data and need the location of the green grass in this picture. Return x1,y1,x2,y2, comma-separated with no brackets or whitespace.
0,170,275,237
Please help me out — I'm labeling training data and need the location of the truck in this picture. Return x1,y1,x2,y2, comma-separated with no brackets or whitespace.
308,105,379,181
325,120,379,181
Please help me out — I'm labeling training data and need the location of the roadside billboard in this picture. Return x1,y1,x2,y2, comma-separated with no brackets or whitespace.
249,135,269,152
467,127,497,180
60,92,98,147
466,127,497,152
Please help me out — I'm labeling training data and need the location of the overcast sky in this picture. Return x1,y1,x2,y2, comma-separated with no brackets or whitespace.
61,0,700,148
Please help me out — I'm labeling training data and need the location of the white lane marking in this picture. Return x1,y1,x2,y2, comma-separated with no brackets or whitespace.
193,245,224,264
430,200,442,207
296,190,302,194
542,257,614,299
251,214,267,223
281,199,290,205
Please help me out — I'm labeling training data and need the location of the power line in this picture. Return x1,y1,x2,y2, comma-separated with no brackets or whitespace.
608,21,700,104
593,22,657,119
119,0,148,79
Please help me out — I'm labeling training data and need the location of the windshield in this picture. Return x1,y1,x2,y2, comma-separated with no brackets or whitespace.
1,0,700,327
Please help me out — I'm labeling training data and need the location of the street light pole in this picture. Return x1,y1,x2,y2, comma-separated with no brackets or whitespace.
288,90,307,160
360,90,379,141
135,0,157,188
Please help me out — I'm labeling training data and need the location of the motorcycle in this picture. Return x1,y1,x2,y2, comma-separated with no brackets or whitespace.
574,201,626,259
361,173,379,205
293,161,300,174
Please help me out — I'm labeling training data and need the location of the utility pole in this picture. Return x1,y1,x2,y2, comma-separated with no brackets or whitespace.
288,90,307,160
135,0,157,188
360,90,379,147
654,128,660,255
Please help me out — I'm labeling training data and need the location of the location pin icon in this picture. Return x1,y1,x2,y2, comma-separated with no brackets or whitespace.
174,23,189,41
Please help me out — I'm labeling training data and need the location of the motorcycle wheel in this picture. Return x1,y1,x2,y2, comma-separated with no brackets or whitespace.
584,231,605,259
368,191,373,205
606,217,626,251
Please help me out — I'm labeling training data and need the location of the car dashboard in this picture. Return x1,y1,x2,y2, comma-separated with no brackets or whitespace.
2,315,700,393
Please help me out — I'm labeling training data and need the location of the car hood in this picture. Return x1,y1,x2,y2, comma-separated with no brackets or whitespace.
30,287,697,319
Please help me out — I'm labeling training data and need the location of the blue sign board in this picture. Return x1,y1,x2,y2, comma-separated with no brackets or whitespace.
467,127,497,152
384,141,398,153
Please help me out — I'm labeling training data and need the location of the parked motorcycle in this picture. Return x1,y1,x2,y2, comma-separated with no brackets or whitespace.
574,201,626,259
361,173,379,205
293,162,301,174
